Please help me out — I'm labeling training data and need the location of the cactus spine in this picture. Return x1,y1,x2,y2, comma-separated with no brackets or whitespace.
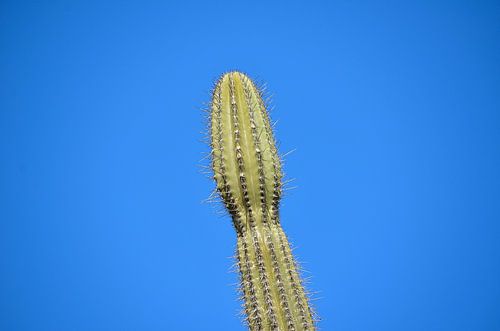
209,71,315,330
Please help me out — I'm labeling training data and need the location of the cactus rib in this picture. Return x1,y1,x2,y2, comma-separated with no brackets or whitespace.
209,71,316,331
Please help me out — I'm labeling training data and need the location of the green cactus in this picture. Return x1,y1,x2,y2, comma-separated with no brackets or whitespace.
208,71,316,331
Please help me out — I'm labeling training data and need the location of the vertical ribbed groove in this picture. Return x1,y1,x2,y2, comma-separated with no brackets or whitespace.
255,88,282,222
266,227,296,330
241,73,297,330
212,83,244,233
239,73,268,222
238,235,263,329
276,226,315,329
229,74,278,329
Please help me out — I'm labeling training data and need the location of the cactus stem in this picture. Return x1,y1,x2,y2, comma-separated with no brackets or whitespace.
209,71,316,330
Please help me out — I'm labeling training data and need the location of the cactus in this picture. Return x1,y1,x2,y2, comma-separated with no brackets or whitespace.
208,71,316,330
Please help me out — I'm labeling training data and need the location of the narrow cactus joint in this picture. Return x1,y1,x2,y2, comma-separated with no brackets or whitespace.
209,71,316,330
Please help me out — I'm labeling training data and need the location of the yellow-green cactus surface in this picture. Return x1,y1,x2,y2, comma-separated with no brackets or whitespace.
209,71,316,331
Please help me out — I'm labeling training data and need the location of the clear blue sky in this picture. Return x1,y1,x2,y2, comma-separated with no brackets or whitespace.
1,1,499,330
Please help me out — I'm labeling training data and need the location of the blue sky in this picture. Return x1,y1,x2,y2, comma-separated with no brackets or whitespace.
1,1,499,330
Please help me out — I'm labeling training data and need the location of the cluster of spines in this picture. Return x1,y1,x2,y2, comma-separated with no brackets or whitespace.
209,71,316,330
